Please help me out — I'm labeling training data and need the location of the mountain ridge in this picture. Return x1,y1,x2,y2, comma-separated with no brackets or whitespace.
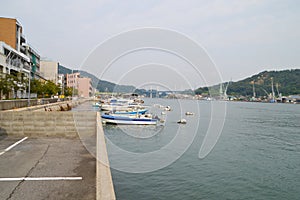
58,65,136,93
195,69,300,97
58,65,299,96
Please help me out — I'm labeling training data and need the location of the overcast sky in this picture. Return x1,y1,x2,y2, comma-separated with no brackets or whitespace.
1,0,299,90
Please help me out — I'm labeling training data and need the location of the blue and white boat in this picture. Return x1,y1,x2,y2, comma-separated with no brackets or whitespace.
100,98,145,111
113,109,148,115
101,114,159,125
92,102,101,107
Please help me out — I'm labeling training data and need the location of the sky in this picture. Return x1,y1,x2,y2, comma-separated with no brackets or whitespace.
1,0,300,90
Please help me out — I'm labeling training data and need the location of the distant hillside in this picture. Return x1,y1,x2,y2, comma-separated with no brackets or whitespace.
58,64,73,74
195,69,300,97
58,65,136,93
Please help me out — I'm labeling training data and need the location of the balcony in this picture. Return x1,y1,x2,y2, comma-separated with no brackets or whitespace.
20,33,26,44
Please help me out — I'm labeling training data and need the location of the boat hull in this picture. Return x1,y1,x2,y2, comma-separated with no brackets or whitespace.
114,109,148,115
101,105,145,111
101,114,157,125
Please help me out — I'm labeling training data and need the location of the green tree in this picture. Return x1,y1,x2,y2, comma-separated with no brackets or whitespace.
0,74,12,99
30,79,43,96
64,87,72,97
0,73,27,99
42,81,60,97
11,72,27,98
30,80,60,97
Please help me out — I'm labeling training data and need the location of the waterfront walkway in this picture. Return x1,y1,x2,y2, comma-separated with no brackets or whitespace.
0,137,96,199
0,102,115,200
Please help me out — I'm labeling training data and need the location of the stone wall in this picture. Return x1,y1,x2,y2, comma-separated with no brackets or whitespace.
0,99,38,111
0,98,64,111
0,111,96,137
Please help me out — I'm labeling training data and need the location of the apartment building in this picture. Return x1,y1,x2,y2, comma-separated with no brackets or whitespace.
0,17,41,79
67,72,92,98
0,17,25,51
40,60,59,84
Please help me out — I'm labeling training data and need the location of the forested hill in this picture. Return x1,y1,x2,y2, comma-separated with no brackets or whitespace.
195,69,300,97
58,65,136,93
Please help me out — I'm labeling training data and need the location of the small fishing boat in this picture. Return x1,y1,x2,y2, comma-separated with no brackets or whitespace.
185,112,194,115
164,106,171,111
100,98,144,111
92,102,101,107
101,114,159,125
177,119,187,124
101,104,145,111
113,109,148,115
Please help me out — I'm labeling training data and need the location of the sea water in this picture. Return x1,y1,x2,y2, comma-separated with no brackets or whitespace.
104,99,300,200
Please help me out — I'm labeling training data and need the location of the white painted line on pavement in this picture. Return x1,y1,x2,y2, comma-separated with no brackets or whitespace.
0,177,83,181
0,137,28,156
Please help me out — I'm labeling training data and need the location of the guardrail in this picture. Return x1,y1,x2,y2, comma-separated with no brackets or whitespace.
0,98,71,111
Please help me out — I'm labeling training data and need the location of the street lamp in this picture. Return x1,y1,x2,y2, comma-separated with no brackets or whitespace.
27,62,32,107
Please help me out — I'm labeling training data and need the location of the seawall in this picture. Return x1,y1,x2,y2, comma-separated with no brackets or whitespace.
1,99,87,112
0,98,67,111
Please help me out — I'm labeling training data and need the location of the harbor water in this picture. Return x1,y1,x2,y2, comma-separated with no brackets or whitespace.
95,99,299,199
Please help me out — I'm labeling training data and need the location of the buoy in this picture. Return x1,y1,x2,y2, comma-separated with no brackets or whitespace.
164,106,171,111
185,112,194,115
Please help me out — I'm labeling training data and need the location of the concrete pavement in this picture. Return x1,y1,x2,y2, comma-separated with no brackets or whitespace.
0,136,96,200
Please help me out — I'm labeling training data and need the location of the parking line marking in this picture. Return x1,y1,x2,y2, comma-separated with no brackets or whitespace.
0,137,28,156
0,177,83,181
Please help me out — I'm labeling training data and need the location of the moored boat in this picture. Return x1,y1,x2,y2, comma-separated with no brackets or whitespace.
92,102,101,107
177,119,187,124
185,112,194,115
113,109,148,115
101,114,159,125
100,98,145,111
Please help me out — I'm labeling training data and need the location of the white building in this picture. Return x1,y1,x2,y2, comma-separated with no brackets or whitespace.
40,60,59,84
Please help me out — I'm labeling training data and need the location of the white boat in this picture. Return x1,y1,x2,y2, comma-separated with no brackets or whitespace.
101,104,145,111
92,102,101,107
101,104,130,111
164,106,171,111
177,119,187,124
101,114,159,125
100,98,145,111
113,109,148,115
185,112,194,115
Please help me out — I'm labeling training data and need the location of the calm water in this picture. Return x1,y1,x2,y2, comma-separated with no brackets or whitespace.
102,99,300,200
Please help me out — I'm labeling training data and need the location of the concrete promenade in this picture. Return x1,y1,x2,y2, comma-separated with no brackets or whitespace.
0,98,67,111
0,105,115,199
0,137,96,199
1,99,87,112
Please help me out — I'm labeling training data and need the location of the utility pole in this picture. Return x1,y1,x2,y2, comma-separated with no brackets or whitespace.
27,62,31,107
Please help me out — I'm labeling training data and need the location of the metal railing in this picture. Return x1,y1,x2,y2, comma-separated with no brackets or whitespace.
0,98,71,111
